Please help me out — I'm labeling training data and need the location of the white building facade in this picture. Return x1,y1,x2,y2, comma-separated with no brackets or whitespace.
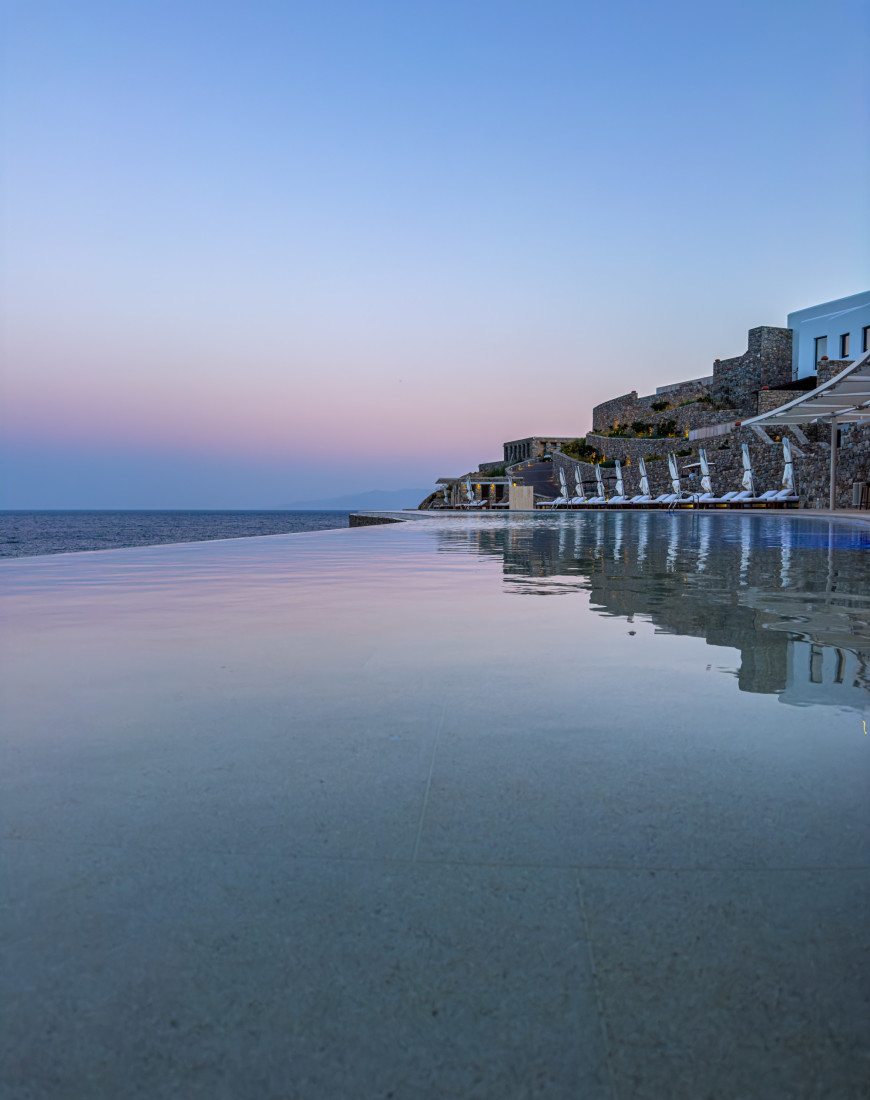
787,290,870,379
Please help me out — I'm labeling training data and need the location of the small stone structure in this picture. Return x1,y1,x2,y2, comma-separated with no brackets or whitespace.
503,437,573,464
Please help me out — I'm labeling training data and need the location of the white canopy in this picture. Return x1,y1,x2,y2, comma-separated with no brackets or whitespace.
742,347,870,428
740,346,870,508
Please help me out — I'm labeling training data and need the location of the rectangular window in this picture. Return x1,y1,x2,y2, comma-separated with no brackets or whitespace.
863,325,870,352
815,335,827,364
840,332,850,358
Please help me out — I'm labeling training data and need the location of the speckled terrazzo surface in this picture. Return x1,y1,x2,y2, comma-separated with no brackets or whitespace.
2,513,868,1098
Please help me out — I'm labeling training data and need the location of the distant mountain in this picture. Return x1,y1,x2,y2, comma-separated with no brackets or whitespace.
284,488,432,511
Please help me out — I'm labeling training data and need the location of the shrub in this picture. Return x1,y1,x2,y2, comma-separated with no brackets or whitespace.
651,400,670,412
653,419,678,438
562,438,596,461
630,420,647,435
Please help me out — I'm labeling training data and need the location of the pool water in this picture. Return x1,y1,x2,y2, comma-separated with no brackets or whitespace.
2,512,868,1098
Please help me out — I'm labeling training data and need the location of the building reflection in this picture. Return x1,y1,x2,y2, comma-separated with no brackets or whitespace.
435,514,870,707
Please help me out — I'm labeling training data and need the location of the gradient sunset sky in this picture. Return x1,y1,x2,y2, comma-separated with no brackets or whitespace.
2,0,868,507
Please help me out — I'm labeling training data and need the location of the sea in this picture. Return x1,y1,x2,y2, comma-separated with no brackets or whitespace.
0,511,351,558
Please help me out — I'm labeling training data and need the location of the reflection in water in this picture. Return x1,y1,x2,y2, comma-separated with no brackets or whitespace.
435,513,870,708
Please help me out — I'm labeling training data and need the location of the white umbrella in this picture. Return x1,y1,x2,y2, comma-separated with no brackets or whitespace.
574,467,584,498
638,457,651,497
668,453,681,495
699,448,713,495
782,437,795,493
559,467,568,495
595,465,605,498
741,444,755,496
614,460,625,497
465,475,475,503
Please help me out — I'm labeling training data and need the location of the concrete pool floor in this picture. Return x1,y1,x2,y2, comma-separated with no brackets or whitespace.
1,514,868,1098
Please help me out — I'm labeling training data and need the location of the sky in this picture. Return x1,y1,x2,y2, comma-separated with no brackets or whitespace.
2,0,868,508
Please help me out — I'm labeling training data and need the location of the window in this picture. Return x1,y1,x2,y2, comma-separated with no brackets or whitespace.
863,325,870,353
840,332,850,358
815,335,827,364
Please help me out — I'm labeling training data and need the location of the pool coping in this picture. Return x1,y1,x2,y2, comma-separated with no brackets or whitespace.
352,508,870,531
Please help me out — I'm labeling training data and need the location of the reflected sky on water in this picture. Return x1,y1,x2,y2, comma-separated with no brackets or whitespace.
1,512,868,715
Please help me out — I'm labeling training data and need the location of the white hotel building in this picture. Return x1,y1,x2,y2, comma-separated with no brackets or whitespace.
788,290,870,379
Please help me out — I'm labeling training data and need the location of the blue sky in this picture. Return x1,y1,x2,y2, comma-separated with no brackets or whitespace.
2,0,868,507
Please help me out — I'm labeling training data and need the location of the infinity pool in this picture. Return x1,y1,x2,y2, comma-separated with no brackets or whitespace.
2,512,868,1098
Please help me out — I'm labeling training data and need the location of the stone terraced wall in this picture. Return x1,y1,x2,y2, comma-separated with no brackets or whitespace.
591,391,639,433
554,421,870,507
585,433,688,463
756,389,806,416
591,376,714,433
711,326,793,414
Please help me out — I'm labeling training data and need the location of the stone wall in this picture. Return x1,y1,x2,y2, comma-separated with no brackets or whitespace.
554,421,870,507
656,374,714,395
585,433,689,463
756,389,806,416
711,326,793,414
591,391,638,433
591,376,714,433
817,358,852,386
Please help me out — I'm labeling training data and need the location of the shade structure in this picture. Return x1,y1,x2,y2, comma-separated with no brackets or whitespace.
742,347,870,428
699,449,713,495
782,437,795,493
595,465,605,497
740,346,870,509
741,444,755,495
614,460,625,497
668,454,680,495
638,457,651,497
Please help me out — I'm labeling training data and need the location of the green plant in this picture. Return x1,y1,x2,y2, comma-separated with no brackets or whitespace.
717,440,731,450
630,420,647,435
653,418,678,438
645,453,665,462
651,400,670,412
562,438,597,462
676,447,692,457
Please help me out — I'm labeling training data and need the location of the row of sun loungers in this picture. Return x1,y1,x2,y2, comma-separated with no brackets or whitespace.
539,442,799,510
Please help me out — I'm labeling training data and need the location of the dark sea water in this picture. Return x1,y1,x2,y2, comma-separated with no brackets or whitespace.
0,510,350,558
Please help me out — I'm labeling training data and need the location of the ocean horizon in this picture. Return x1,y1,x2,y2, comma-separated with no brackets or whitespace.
0,509,352,558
